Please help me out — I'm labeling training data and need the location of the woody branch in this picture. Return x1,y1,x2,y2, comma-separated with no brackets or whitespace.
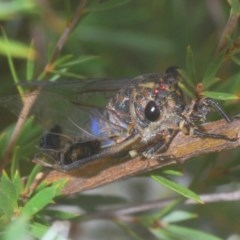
42,117,240,195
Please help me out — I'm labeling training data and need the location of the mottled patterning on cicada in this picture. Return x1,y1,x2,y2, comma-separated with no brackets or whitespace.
103,67,234,160
104,69,185,158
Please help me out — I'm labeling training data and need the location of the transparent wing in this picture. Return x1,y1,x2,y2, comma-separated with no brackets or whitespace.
0,73,156,158
0,77,137,141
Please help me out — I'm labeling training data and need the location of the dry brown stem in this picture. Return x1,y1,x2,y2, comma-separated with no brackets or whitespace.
217,8,239,53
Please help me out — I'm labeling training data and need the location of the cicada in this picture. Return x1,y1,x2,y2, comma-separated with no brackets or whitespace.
24,66,233,171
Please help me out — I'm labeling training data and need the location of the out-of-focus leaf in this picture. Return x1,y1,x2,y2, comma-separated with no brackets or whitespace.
0,119,42,163
116,220,145,240
48,54,99,79
79,26,174,54
62,194,127,212
177,71,195,98
12,171,23,200
138,199,181,228
0,171,22,220
59,55,99,68
151,175,202,203
1,171,18,209
21,181,65,216
186,45,197,84
87,0,130,12
44,209,80,220
162,210,197,223
26,40,35,82
162,169,183,176
213,71,240,93
30,223,49,239
201,52,225,89
31,221,71,240
49,70,86,80
203,77,220,87
16,117,42,144
1,30,23,96
0,131,8,158
0,0,36,19
3,215,29,240
0,191,13,219
11,146,20,176
231,0,240,14
151,224,222,240
231,55,240,65
157,199,182,221
0,38,36,59
25,165,42,191
53,54,73,67
202,91,239,100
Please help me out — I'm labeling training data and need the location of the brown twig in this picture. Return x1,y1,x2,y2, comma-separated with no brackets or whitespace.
1,90,40,171
217,8,239,53
43,118,240,195
49,0,87,64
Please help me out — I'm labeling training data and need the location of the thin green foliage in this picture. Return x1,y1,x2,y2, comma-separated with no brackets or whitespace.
162,169,183,177
86,0,130,12
186,45,197,85
151,175,202,203
202,91,239,100
26,40,35,82
116,220,144,240
3,215,30,240
58,55,99,68
0,0,36,20
44,209,80,220
201,51,225,89
10,146,20,177
161,210,197,224
0,171,22,224
230,0,240,14
24,165,42,191
64,0,72,22
30,222,50,239
1,29,23,98
151,225,222,240
21,180,65,217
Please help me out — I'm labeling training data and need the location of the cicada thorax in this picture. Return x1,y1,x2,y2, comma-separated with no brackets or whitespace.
105,71,186,144
92,71,185,161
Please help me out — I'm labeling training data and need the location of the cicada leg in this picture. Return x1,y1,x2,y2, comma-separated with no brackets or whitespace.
141,130,178,160
192,127,236,142
202,98,231,123
191,97,237,141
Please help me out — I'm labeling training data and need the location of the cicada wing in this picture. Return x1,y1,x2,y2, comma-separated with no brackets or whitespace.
0,77,135,141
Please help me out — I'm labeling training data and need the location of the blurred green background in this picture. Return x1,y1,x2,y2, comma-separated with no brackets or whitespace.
0,1,233,79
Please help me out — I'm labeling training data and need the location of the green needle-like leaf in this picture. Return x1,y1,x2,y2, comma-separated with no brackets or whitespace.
22,181,64,217
151,175,202,203
202,91,239,100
